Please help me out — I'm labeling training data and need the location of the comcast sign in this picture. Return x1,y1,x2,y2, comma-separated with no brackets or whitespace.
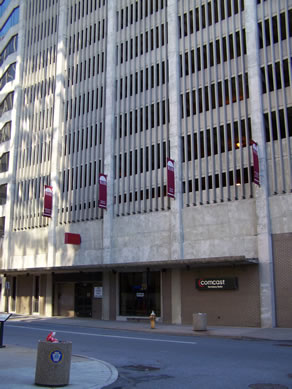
196,278,238,290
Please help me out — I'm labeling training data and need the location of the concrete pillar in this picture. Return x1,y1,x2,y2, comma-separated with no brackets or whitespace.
45,274,53,317
102,0,117,264
47,0,68,268
245,0,276,328
102,272,110,320
167,0,184,261
171,269,182,324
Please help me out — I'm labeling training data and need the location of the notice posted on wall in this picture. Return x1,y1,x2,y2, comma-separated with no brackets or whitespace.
94,287,103,298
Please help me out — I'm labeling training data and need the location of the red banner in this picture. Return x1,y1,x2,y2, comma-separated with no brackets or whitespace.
43,185,53,217
98,173,107,209
251,141,260,186
167,158,175,198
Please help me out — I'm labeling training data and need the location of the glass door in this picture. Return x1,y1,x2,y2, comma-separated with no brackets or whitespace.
75,283,92,317
32,276,40,314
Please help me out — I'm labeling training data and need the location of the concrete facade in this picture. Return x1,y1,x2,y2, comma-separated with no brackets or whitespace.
0,0,291,327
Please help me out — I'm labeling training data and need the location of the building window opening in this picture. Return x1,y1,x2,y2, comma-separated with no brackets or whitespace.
0,121,11,144
0,35,18,66
119,271,161,317
0,62,16,91
0,92,14,118
0,184,7,205
0,217,5,237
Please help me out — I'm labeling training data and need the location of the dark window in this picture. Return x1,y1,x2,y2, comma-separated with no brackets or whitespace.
258,11,291,48
0,217,4,237
0,184,7,205
0,35,18,66
0,152,9,172
182,118,251,162
33,276,40,313
119,271,161,317
264,107,292,142
0,121,11,143
0,92,14,118
261,60,290,93
0,62,16,91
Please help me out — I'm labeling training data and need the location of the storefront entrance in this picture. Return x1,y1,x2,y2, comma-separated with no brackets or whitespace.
75,283,92,317
119,271,161,317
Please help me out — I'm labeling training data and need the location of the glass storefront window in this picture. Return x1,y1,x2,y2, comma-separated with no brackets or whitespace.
119,271,161,316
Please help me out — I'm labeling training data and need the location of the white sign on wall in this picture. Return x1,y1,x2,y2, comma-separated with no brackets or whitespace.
94,287,103,298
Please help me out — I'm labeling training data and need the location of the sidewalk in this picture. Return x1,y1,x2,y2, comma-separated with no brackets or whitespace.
1,315,292,389
7,314,292,341
0,343,118,389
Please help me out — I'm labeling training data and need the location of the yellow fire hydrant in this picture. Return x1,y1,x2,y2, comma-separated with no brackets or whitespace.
149,311,156,329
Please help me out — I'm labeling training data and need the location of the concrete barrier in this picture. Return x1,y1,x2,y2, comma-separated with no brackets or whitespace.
35,341,72,387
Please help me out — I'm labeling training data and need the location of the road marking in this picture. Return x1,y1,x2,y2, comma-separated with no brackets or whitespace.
7,324,197,345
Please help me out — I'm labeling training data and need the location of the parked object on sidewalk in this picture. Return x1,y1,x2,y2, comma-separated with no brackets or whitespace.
35,340,72,387
192,313,207,331
0,313,12,348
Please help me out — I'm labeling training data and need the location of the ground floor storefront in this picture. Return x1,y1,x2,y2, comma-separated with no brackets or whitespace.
1,252,291,328
1,261,264,327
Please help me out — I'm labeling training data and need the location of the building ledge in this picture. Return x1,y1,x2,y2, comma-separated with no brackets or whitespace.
0,256,259,274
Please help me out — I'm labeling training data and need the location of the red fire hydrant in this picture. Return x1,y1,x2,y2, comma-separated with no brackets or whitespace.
149,311,156,329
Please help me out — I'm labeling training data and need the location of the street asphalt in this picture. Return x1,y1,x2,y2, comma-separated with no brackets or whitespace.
1,314,292,388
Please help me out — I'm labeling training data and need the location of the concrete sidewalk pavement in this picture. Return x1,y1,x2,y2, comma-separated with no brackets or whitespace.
7,314,292,342
0,344,118,389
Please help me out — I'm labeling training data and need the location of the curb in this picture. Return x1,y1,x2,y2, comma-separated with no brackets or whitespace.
72,354,119,389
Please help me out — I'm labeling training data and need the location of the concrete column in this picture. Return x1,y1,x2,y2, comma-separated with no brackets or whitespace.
167,0,184,261
45,274,53,317
245,1,276,328
47,0,68,268
102,0,117,265
3,1,26,271
102,272,110,320
0,276,6,312
171,269,182,324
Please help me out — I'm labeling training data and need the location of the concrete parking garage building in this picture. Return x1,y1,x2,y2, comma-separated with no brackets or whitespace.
0,0,291,327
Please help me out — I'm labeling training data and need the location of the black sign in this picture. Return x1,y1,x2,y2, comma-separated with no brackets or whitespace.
0,313,12,348
196,278,238,290
0,313,11,322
